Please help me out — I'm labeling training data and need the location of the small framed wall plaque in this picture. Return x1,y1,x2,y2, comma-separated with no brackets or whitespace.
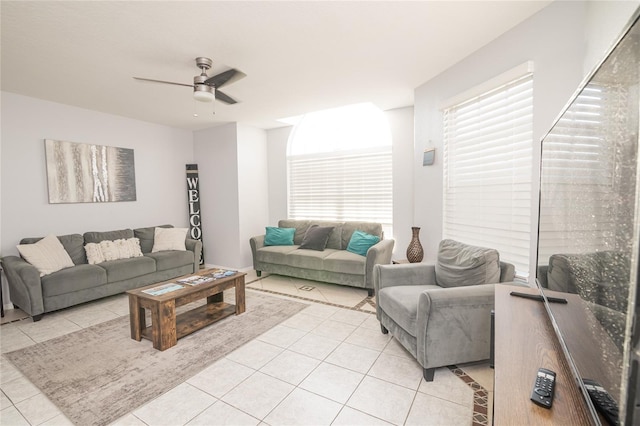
423,147,435,166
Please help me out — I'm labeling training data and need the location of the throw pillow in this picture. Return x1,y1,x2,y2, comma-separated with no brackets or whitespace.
99,240,120,261
17,234,75,277
346,230,381,257
85,243,106,265
298,225,334,251
435,239,500,288
124,238,144,258
88,238,144,264
264,227,296,246
152,227,188,252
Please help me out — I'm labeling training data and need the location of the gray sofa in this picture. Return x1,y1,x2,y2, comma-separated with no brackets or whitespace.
250,219,394,296
1,225,202,321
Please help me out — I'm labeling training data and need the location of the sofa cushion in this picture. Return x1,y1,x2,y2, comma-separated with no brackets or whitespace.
256,245,300,264
134,225,173,253
145,250,194,272
346,231,380,256
285,248,337,270
435,239,500,288
152,227,188,252
41,264,108,297
299,225,334,251
264,227,295,246
323,250,366,275
99,256,156,282
84,229,134,244
378,285,440,337
17,235,75,277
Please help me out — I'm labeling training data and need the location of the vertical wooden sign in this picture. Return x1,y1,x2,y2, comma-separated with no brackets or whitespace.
186,164,204,266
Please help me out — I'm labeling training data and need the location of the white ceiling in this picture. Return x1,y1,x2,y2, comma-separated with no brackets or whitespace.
1,1,551,130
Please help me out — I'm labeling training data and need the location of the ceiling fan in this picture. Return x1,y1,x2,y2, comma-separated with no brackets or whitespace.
133,57,243,104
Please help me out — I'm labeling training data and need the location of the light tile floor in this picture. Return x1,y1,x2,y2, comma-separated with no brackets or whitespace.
0,271,493,425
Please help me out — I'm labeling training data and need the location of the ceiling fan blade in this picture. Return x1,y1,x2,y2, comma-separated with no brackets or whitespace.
133,77,193,88
215,89,238,104
205,68,245,88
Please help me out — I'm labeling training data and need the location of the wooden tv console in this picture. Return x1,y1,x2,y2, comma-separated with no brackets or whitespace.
493,284,594,424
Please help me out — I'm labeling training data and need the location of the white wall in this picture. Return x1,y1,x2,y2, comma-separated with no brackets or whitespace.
237,124,269,268
386,107,414,258
193,123,269,269
584,1,640,76
265,126,291,224
193,123,240,268
0,92,194,255
1,92,194,308
414,0,639,271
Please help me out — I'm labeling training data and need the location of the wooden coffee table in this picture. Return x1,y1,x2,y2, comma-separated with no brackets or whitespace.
126,268,246,351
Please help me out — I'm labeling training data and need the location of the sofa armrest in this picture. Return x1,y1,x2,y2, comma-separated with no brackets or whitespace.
374,263,437,318
374,263,437,292
364,239,395,290
249,235,265,270
185,239,203,272
1,255,44,316
416,283,495,368
499,261,516,282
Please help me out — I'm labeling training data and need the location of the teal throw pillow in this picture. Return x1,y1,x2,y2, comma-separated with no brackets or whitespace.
264,227,295,246
346,230,380,256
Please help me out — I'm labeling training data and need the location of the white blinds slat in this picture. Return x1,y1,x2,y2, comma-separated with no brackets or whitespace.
443,74,533,277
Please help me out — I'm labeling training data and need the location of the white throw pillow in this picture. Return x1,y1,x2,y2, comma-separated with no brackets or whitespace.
17,234,75,277
152,227,188,252
99,240,120,261
124,238,143,258
87,238,143,264
85,243,105,265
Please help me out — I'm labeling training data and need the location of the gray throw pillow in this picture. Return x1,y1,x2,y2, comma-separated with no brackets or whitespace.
435,239,500,288
298,225,334,251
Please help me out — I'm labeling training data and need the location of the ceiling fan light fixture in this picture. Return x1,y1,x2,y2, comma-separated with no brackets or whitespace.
193,84,214,102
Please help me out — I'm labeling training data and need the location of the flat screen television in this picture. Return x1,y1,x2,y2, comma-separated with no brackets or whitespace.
536,7,640,425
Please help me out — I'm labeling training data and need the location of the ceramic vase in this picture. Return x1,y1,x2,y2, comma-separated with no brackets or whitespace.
406,227,424,263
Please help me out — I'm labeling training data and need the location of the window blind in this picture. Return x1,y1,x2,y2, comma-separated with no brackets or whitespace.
288,147,393,229
443,74,533,277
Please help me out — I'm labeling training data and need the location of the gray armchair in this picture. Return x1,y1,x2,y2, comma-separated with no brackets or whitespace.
374,239,516,381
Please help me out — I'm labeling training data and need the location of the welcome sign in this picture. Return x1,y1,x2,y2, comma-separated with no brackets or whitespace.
186,164,204,266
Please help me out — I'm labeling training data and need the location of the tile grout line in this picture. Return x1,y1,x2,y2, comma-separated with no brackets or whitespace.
247,281,490,425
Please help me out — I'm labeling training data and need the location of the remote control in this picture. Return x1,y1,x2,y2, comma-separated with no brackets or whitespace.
583,379,619,425
530,368,556,408
510,291,568,304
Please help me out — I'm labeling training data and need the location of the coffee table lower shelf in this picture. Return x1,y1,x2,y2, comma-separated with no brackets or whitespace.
139,302,237,342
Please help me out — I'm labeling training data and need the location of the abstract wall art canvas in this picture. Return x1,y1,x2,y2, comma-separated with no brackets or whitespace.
45,139,137,204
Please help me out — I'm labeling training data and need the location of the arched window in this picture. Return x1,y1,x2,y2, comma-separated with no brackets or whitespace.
287,103,393,234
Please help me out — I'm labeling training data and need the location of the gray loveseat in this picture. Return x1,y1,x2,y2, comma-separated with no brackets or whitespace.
1,225,202,321
250,219,394,296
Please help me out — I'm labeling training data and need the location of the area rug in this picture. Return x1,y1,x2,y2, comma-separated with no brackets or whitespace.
4,292,307,426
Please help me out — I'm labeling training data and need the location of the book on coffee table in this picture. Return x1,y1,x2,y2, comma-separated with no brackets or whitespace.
142,283,184,296
211,269,237,279
177,275,215,286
